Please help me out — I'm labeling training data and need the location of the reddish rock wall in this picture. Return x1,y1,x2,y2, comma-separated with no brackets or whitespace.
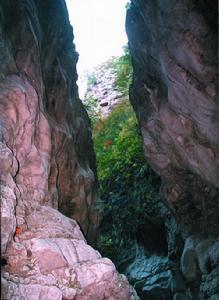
0,1,138,299
126,0,219,236
126,1,219,298
0,0,100,246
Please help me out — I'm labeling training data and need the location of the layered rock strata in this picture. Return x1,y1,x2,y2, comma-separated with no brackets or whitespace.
0,0,138,299
126,0,219,299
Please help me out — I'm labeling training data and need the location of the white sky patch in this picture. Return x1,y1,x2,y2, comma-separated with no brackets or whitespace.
65,0,128,97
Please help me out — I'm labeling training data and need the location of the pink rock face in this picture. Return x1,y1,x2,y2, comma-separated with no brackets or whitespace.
1,0,100,245
0,0,97,244
0,1,138,299
126,0,219,234
0,142,17,253
84,64,124,118
2,207,138,299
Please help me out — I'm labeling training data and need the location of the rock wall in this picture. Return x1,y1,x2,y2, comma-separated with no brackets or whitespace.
0,0,99,247
126,0,219,299
85,62,124,118
0,0,138,299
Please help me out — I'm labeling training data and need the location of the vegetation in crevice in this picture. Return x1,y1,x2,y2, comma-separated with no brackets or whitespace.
84,47,161,265
93,101,161,264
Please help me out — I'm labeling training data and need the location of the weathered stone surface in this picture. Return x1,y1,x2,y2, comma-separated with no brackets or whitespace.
2,207,138,299
0,0,99,245
126,0,218,298
85,62,124,118
181,236,219,299
173,294,187,300
0,140,18,253
0,0,138,299
126,0,219,235
124,243,187,300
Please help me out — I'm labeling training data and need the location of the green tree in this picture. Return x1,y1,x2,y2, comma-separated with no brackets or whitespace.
93,101,160,262
84,47,161,264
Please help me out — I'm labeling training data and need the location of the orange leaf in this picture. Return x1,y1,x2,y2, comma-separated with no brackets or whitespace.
104,140,113,147
15,227,22,235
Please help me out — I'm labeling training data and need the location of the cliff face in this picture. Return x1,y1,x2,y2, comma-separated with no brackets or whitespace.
126,0,219,234
0,1,138,299
85,62,124,118
126,0,219,298
0,0,99,247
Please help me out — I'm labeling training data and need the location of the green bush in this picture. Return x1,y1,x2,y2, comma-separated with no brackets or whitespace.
93,100,143,181
83,96,100,126
94,100,161,262
105,46,132,96
84,48,161,263
86,73,97,87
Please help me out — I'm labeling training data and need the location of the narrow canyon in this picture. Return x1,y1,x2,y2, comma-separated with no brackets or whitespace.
0,0,218,300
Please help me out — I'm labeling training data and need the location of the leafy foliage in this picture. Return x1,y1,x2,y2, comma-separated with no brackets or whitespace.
93,100,142,180
105,46,132,96
84,47,161,263
86,73,97,87
93,101,161,262
83,96,100,126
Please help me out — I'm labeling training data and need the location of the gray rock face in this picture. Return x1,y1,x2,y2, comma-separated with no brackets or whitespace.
181,236,219,299
125,244,171,299
126,0,219,298
0,0,139,299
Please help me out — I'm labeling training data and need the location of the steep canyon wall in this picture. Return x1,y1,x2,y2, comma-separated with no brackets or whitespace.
0,1,138,299
126,0,219,299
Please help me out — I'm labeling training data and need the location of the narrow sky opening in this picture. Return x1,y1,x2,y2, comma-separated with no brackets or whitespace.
65,0,128,97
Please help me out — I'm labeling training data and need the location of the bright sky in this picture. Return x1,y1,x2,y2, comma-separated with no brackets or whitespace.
65,0,128,97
